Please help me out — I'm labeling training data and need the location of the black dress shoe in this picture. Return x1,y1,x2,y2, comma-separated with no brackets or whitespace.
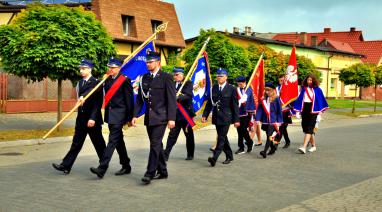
208,157,216,167
209,147,215,152
282,143,290,149
259,151,267,158
52,163,70,174
222,158,233,164
255,143,263,146
90,167,105,179
247,142,254,153
164,154,169,162
268,149,276,155
141,176,152,185
153,173,168,180
185,156,193,160
235,149,245,154
115,166,131,176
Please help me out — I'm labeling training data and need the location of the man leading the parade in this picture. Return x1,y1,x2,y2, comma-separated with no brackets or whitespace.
202,68,240,167
132,51,177,185
52,59,106,174
164,67,195,161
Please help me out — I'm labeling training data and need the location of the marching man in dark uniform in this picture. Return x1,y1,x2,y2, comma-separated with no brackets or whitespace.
132,51,177,185
202,68,240,167
164,67,195,161
52,59,106,174
90,57,134,178
235,76,255,154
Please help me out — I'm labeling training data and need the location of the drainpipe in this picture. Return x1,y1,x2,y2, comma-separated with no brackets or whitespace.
326,53,334,97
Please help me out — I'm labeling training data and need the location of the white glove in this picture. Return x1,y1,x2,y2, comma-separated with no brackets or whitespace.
316,114,322,123
238,98,245,106
241,94,248,102
295,112,301,119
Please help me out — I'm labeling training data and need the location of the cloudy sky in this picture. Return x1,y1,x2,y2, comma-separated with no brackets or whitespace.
167,0,382,40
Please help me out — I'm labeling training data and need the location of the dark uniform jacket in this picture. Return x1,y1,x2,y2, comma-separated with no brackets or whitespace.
202,83,240,126
176,80,195,122
76,76,103,128
134,70,177,126
104,74,134,125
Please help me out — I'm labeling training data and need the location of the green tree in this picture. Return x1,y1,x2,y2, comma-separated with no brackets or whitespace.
373,65,382,112
183,29,251,82
339,63,376,113
0,3,116,128
247,44,319,85
295,55,321,84
162,51,182,74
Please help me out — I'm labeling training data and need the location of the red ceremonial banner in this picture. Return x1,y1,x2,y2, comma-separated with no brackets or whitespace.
280,46,299,107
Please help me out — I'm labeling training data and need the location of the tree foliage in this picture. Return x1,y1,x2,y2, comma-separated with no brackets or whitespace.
0,3,116,83
339,63,376,113
374,65,382,85
339,63,375,87
182,29,251,81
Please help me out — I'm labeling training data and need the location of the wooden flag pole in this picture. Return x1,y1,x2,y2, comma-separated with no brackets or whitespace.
176,36,210,96
245,52,264,92
43,22,169,139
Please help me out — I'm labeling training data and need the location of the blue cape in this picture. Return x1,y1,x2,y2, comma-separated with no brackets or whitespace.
255,97,283,124
294,86,329,113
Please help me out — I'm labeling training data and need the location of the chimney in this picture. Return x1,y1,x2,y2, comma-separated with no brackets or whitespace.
311,36,318,46
233,27,240,34
244,26,252,36
350,27,356,32
324,27,331,33
300,32,307,45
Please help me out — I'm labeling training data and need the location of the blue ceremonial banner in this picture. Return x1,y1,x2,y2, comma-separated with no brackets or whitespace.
191,51,212,113
121,41,155,117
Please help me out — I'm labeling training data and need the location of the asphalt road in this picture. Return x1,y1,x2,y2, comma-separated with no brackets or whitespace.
0,114,381,211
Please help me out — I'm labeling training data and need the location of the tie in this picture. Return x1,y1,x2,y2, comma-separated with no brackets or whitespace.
81,80,86,87
176,82,181,90
219,86,222,92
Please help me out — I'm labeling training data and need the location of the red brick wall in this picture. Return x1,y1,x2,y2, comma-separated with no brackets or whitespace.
361,86,382,100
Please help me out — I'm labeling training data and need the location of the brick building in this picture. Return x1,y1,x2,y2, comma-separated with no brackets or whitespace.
0,0,185,113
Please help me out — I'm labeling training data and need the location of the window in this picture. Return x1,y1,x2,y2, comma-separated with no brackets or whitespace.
151,20,163,33
151,20,165,41
122,15,136,37
330,78,337,89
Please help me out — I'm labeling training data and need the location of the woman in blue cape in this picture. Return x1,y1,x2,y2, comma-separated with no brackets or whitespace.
255,82,283,158
294,74,329,154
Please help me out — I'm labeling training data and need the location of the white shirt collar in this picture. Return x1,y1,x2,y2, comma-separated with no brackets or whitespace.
218,82,227,90
83,75,92,81
150,68,160,78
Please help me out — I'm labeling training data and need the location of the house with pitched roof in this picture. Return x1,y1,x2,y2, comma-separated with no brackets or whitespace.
273,27,382,100
186,27,364,99
0,0,185,113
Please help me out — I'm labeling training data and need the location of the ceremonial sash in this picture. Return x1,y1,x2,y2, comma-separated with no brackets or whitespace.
177,102,196,128
104,75,127,107
304,87,314,102
262,98,280,143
